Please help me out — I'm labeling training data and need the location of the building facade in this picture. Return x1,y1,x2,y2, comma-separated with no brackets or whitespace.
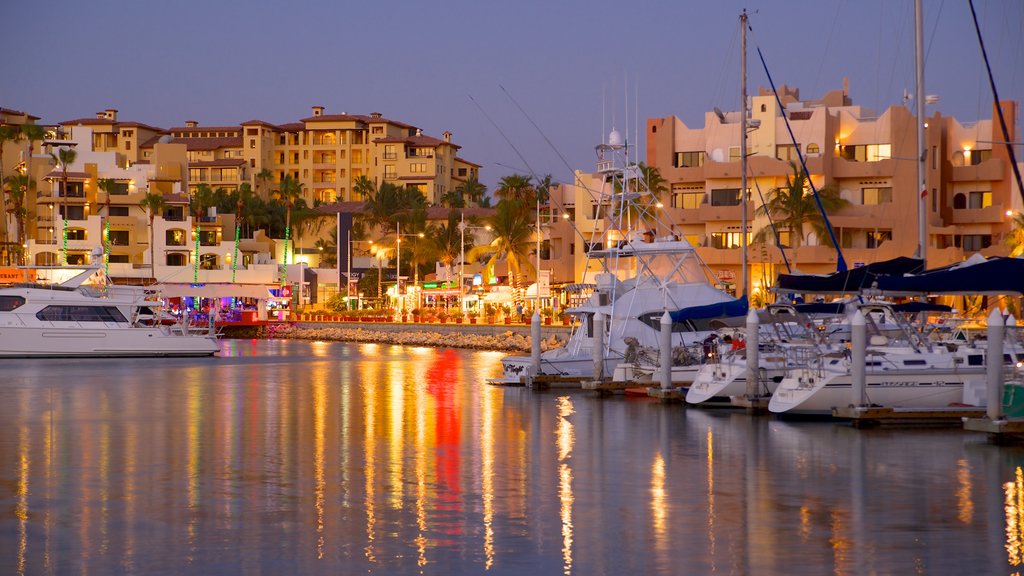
646,84,1021,299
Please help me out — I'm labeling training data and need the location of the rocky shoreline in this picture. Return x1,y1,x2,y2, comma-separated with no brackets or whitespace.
266,323,565,353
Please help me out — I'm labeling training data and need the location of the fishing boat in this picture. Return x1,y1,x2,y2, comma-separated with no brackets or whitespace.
498,128,743,383
0,264,219,358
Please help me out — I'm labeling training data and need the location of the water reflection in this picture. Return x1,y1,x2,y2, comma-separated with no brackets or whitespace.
1,341,1024,574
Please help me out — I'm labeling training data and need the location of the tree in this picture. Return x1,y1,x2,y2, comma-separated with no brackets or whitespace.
314,227,338,268
97,178,118,271
635,162,668,198
426,211,471,286
139,192,167,282
4,174,33,264
754,163,849,249
494,174,535,205
1006,213,1024,257
353,175,375,202
0,125,21,256
20,124,46,196
255,168,274,198
455,173,487,206
468,199,536,305
273,175,305,267
51,146,77,265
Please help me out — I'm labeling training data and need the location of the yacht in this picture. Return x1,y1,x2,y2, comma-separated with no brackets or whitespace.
499,129,742,382
0,266,219,358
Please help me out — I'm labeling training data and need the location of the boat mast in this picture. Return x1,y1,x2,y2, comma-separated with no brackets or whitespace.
915,0,927,267
740,9,749,300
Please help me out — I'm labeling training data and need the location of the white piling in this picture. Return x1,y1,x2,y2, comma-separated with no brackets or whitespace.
531,310,541,376
851,310,867,406
592,312,605,380
660,310,673,390
745,307,759,398
987,308,1005,420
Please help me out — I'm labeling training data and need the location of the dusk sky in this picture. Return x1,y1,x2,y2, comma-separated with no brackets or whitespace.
2,0,1021,192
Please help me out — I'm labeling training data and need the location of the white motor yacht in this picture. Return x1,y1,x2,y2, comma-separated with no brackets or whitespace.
0,266,219,358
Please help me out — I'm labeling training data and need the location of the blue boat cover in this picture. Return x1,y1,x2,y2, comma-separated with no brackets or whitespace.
875,256,1024,295
668,295,749,322
775,256,924,294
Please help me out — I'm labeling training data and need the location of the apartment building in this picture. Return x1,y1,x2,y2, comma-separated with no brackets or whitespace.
646,84,1020,297
127,106,481,208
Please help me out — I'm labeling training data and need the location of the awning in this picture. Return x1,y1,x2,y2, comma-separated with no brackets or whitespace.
776,256,924,294
154,283,274,299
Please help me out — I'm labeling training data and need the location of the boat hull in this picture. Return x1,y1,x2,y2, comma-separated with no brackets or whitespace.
768,367,982,415
0,325,219,358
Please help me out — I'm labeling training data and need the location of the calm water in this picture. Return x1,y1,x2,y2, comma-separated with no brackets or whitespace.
2,339,1023,575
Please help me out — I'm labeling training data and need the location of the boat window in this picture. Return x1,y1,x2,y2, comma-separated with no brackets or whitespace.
967,354,984,366
0,296,26,311
903,360,927,366
36,305,128,323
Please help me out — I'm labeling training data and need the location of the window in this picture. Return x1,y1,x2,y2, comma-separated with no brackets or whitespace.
124,140,131,150
710,232,750,249
108,206,129,216
673,151,705,168
970,149,992,166
410,162,427,174
199,230,218,246
839,144,891,162
371,126,383,135
953,193,967,209
107,182,129,195
729,147,741,162
108,230,130,246
967,191,992,209
776,145,799,162
862,187,892,205
0,295,25,311
672,191,704,209
383,145,397,160
710,188,741,206
867,230,892,248
384,165,397,179
584,242,603,253
36,305,127,323
962,234,992,251
806,143,820,155
57,181,85,198
247,128,258,136
166,253,187,266
199,254,218,270
166,229,187,246
108,254,129,263
63,206,85,221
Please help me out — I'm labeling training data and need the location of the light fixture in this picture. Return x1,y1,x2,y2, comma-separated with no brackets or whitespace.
562,213,570,219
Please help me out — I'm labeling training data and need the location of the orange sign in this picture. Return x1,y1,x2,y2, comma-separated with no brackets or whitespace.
0,268,35,284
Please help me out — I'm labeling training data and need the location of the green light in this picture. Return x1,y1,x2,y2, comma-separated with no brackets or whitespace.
193,224,201,284
231,224,240,283
280,225,290,287
103,220,110,278
61,220,68,266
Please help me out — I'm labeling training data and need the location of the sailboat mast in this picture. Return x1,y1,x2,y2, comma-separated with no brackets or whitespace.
915,0,927,267
740,9,749,300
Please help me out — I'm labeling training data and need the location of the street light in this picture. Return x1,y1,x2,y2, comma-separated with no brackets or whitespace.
395,222,424,315
457,213,491,312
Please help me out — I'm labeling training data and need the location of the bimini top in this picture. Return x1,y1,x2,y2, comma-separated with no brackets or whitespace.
875,256,1024,296
775,256,924,294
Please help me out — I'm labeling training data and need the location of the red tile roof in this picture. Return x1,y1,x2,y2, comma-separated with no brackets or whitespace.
373,134,456,149
315,201,368,215
0,107,41,120
300,114,370,124
44,170,90,180
139,136,242,151
170,125,242,133
60,117,116,126
277,122,304,132
117,121,166,132
240,119,281,129
162,193,191,204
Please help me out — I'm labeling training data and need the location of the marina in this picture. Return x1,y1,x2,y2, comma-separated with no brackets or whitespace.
2,339,1024,574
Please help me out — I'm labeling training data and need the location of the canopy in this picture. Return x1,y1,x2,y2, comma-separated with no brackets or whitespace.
155,283,275,299
775,256,924,294
637,295,748,332
875,256,1024,296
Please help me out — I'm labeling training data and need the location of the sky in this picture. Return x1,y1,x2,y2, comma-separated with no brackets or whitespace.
2,0,1021,193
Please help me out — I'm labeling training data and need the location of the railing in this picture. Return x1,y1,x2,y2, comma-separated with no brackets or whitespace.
382,153,397,160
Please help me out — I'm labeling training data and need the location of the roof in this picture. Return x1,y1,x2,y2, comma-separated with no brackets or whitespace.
173,136,242,151
44,170,90,180
162,193,191,204
425,206,495,219
117,122,166,132
315,201,368,215
240,119,281,129
455,156,481,168
189,158,246,167
300,114,370,124
170,125,242,133
0,107,41,120
60,117,116,126
374,134,457,149
277,122,304,132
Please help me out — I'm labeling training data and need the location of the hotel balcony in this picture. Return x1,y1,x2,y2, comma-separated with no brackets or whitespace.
950,157,1004,182
692,201,753,223
949,204,1007,225
831,157,897,179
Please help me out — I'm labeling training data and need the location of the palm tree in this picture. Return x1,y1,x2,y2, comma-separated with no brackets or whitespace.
353,175,375,202
635,162,668,198
468,199,536,305
0,125,22,257
426,211,471,286
230,183,256,281
97,178,118,275
4,174,33,264
1006,213,1024,257
314,227,338,268
139,192,167,282
273,175,305,271
754,163,848,250
255,168,274,199
494,174,535,205
20,124,46,193
51,146,78,265
455,173,487,206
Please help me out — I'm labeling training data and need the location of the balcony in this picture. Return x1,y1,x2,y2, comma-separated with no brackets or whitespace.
949,204,1006,225
382,153,398,160
831,157,897,179
951,157,1004,182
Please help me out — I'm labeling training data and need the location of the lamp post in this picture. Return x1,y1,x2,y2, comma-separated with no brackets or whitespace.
395,222,424,316
457,213,490,312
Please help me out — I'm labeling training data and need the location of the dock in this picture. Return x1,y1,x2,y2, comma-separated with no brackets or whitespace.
647,387,686,402
524,374,591,390
730,395,771,414
963,417,1024,442
831,405,987,427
